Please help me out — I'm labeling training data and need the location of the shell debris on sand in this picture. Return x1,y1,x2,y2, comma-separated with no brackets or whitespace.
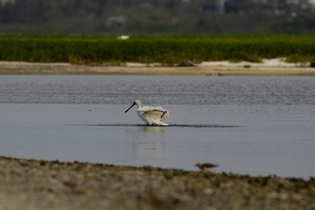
0,156,315,210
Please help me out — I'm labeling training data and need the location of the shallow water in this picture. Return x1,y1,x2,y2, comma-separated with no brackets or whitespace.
0,75,314,179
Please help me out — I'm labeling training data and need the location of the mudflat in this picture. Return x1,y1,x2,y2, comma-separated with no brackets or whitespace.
0,156,314,210
0,60,315,75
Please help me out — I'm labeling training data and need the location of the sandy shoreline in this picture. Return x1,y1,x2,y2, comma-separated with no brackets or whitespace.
1,59,315,75
0,156,314,210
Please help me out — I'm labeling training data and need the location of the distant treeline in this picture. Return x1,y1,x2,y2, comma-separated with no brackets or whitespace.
0,0,315,34
0,35,314,64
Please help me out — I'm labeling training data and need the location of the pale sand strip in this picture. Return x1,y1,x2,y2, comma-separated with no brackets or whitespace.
0,60,315,75
0,156,314,210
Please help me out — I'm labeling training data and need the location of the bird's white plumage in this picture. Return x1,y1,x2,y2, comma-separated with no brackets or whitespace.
125,100,169,126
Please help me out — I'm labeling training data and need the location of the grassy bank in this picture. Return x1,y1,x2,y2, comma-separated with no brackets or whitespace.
0,34,315,65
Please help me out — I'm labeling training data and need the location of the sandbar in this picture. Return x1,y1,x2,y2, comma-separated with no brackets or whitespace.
0,59,315,76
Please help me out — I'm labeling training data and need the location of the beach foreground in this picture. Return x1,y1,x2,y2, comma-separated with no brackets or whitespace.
0,59,315,75
0,156,314,210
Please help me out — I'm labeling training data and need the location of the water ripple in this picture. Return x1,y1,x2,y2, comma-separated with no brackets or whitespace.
75,123,239,128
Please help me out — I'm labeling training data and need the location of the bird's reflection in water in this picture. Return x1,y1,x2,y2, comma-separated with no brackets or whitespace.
134,126,168,166
138,126,166,133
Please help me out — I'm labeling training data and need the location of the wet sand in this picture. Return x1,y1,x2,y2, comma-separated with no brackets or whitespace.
0,156,314,210
0,60,315,75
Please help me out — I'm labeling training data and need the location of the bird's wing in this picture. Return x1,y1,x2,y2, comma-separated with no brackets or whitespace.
140,106,169,120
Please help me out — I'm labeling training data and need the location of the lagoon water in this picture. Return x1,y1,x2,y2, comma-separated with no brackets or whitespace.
0,75,314,179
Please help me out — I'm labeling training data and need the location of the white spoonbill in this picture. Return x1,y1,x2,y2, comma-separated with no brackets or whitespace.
125,100,169,126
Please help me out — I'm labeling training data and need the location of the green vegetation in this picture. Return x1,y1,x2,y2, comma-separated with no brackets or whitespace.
1,34,315,65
